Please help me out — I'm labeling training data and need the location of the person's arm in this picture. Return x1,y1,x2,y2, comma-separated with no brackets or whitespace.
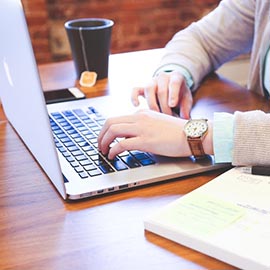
232,110,270,166
98,109,213,160
213,110,270,166
159,0,255,90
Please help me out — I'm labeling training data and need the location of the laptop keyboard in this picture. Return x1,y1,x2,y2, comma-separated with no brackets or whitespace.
49,106,155,179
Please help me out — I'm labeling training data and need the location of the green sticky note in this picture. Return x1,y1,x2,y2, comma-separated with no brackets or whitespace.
158,192,245,237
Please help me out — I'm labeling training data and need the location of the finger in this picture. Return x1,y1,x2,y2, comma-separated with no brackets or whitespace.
98,115,135,149
144,79,160,112
156,73,172,115
179,85,193,119
107,137,142,159
168,72,185,108
131,87,145,106
99,121,140,155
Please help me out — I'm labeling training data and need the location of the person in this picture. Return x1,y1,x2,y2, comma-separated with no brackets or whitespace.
98,0,270,166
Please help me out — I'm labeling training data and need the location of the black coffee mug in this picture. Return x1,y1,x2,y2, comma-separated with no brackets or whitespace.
65,18,114,80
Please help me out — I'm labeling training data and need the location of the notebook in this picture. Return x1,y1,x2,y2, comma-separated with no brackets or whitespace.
0,0,228,200
144,167,270,270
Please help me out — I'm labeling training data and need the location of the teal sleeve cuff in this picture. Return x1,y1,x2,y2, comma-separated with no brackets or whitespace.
153,63,194,90
213,112,234,163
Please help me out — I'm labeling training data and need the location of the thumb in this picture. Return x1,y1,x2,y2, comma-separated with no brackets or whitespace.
131,87,145,106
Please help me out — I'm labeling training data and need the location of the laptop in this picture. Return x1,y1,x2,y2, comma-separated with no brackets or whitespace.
0,0,228,200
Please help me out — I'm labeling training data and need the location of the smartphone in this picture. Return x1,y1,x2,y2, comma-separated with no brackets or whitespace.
44,87,86,104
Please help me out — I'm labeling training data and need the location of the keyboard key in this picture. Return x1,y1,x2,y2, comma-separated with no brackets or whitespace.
78,141,91,148
75,166,84,173
79,159,92,166
79,171,89,178
139,158,156,166
88,169,102,177
84,164,97,171
64,141,75,147
67,145,79,152
110,159,128,171
70,161,80,167
99,164,114,174
62,151,71,158
121,155,141,168
85,149,98,156
66,156,75,162
75,154,88,161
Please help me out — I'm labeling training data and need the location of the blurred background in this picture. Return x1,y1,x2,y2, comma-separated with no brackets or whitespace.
21,0,249,87
21,0,220,64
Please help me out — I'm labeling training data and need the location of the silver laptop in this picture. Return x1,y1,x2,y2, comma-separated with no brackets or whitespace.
0,0,228,200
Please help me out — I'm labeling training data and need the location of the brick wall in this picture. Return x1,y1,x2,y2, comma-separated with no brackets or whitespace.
22,0,52,63
22,0,220,64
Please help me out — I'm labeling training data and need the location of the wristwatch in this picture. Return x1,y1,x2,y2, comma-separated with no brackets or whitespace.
184,119,208,159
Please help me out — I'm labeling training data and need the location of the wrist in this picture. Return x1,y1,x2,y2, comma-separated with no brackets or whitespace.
203,121,214,155
153,63,194,90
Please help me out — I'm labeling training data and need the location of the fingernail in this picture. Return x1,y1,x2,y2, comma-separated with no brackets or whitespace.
169,99,175,107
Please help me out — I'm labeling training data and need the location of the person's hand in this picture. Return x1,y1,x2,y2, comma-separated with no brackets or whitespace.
98,109,213,160
131,71,193,119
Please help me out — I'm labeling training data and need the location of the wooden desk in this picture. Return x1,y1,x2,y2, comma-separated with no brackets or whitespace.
0,49,269,270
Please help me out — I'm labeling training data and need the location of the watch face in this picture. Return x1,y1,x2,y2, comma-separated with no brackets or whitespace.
184,119,208,138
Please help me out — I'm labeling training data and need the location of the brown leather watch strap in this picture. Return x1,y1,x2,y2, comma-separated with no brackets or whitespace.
187,137,206,158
